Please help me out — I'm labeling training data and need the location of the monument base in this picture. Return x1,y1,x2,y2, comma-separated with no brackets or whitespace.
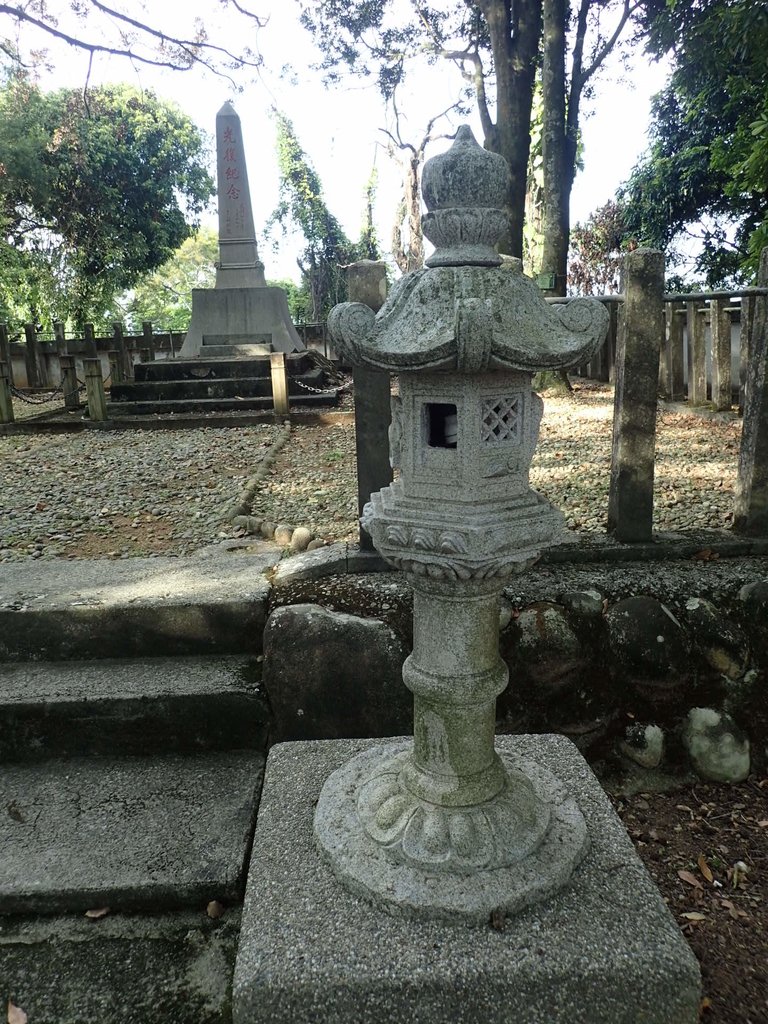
178,286,304,359
233,735,701,1024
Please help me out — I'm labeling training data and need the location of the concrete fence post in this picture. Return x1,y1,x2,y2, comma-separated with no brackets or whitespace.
686,301,707,405
662,301,685,400
606,301,618,383
24,323,44,388
113,322,132,381
0,323,12,388
84,357,107,421
607,248,665,543
270,352,289,414
108,350,123,384
142,321,156,361
59,355,80,410
0,360,14,424
53,321,67,355
739,296,755,415
733,248,768,534
83,323,97,358
347,260,392,552
710,298,732,411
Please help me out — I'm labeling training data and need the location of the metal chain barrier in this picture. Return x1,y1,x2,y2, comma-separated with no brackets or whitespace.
10,382,65,405
293,376,353,395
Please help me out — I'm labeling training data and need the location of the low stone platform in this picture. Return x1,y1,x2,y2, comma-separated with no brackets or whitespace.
233,735,701,1024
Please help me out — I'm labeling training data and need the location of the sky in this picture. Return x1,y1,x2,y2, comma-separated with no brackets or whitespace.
13,0,670,284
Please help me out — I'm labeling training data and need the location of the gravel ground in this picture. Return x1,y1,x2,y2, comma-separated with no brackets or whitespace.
0,380,743,562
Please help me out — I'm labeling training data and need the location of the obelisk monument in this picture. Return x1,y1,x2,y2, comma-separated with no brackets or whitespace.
214,101,266,289
179,102,303,358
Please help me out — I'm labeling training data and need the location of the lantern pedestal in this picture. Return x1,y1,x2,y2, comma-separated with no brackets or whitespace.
233,735,702,1024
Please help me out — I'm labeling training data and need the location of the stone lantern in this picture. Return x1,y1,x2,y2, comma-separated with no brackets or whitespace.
316,127,609,923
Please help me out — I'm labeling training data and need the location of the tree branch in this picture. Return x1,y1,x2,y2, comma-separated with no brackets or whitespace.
0,1,264,78
581,0,640,86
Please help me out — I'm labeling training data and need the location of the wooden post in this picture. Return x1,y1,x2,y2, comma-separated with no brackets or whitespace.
0,323,12,387
739,296,755,415
734,249,768,535
663,301,685,400
710,298,732,411
24,323,42,388
83,322,97,358
142,321,156,361
270,353,289,414
59,355,80,410
607,249,665,543
84,357,107,421
347,260,392,551
686,301,707,405
0,360,14,424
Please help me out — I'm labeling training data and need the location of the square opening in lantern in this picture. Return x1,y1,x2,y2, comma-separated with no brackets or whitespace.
426,403,458,449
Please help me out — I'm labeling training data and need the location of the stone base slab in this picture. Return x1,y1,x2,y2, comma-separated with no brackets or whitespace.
234,735,701,1024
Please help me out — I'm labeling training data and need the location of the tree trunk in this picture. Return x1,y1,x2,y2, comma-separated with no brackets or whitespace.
539,0,569,296
479,0,542,258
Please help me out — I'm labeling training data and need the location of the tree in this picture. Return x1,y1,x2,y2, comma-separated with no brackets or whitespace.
124,226,218,331
382,94,461,274
266,111,379,320
618,0,768,284
297,0,640,287
0,76,214,329
0,1,265,83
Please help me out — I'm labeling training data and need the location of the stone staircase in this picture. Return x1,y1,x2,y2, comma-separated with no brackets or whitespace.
0,553,277,1023
108,352,339,416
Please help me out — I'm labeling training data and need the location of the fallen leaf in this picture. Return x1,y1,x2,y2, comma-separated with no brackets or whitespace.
84,906,110,920
681,911,707,921
678,870,702,889
757,820,768,828
206,900,225,920
697,854,714,883
699,995,712,1013
7,1001,28,1024
692,548,713,561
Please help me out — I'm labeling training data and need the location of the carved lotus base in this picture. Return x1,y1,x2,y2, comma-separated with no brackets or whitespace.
356,746,551,872
314,740,589,924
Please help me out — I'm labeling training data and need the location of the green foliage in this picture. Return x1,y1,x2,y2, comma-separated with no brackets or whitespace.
124,227,218,331
0,76,214,332
569,200,630,295
620,0,768,284
266,111,379,320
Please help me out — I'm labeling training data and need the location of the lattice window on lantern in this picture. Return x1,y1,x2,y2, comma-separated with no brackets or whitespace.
481,396,520,443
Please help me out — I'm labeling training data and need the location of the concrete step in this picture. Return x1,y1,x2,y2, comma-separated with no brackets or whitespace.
0,655,270,762
109,366,328,402
105,392,338,415
1,908,240,1024
134,353,313,382
0,550,279,661
0,749,263,914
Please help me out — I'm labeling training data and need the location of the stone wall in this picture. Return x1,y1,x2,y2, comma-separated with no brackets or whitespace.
262,547,768,788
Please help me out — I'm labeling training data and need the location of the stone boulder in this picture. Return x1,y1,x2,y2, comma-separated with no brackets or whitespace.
738,580,768,664
503,602,587,697
683,597,749,680
262,604,410,743
682,707,750,783
605,596,689,708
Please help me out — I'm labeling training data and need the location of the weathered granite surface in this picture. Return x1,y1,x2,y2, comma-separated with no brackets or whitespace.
233,735,701,1024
